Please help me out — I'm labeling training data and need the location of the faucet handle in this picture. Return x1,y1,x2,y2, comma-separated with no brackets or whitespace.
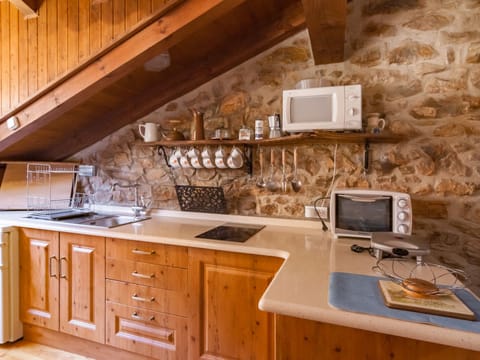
131,196,151,218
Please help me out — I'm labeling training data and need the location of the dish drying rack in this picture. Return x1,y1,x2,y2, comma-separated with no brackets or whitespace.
26,163,92,214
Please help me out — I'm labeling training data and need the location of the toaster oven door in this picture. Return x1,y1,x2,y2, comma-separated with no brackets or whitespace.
334,194,393,238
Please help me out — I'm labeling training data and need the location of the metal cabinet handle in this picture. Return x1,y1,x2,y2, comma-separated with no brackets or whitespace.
131,271,155,279
131,312,155,321
131,294,155,302
49,256,58,278
59,257,68,279
131,248,156,255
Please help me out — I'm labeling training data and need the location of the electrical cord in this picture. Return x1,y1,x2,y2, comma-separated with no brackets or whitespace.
320,143,339,208
313,197,329,231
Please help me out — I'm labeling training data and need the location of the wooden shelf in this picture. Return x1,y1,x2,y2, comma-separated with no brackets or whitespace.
137,132,405,148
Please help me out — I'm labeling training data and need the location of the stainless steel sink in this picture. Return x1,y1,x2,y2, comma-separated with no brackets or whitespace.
59,213,150,228
27,210,149,228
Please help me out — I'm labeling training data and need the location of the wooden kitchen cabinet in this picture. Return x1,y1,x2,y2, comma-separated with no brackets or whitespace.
19,228,105,344
275,315,480,360
188,248,283,360
105,238,189,360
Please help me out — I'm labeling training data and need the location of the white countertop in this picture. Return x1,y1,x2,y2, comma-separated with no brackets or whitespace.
1,208,479,352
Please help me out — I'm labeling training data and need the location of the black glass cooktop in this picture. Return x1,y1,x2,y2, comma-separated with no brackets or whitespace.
195,223,265,243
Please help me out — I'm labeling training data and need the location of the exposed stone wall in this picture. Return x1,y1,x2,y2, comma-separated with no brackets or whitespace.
75,0,480,294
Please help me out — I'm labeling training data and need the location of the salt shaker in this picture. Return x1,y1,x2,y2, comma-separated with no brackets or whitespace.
255,119,264,140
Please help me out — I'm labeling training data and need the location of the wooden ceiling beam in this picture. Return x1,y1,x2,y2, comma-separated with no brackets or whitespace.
301,0,346,64
37,2,307,160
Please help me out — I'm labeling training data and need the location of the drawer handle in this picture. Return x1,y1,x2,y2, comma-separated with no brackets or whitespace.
132,294,155,303
131,271,155,279
132,248,156,255
131,312,155,321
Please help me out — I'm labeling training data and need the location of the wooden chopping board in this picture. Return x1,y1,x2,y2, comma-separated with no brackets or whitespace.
0,162,77,210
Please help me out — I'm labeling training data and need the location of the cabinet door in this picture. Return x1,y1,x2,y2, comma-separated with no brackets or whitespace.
188,248,283,360
19,228,59,331
275,315,480,360
59,232,105,344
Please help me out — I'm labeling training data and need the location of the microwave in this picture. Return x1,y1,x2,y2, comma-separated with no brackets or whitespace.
282,84,362,132
330,188,412,239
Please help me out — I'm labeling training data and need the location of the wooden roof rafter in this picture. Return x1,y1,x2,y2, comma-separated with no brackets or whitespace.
301,0,347,64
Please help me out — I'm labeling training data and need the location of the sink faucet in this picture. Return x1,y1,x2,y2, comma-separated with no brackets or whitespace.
112,183,146,218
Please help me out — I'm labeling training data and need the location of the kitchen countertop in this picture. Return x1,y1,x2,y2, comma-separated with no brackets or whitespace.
1,208,479,352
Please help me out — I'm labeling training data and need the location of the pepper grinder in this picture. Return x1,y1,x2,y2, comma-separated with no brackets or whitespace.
190,108,205,141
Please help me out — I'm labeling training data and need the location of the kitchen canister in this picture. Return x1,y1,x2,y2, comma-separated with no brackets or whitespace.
255,119,264,140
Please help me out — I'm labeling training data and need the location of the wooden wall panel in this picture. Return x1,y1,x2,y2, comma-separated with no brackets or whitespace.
0,0,173,118
18,8,28,104
57,0,67,76
1,2,10,114
46,0,57,83
27,18,37,96
37,5,47,90
89,1,102,55
9,6,19,108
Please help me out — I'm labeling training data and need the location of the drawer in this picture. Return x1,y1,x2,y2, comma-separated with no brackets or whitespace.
106,238,188,268
106,280,188,317
106,302,188,360
106,258,187,291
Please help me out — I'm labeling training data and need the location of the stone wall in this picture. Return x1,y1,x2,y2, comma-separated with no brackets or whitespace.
75,0,480,294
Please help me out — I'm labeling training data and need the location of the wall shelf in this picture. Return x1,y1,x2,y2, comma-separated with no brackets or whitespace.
136,131,405,148
137,132,406,175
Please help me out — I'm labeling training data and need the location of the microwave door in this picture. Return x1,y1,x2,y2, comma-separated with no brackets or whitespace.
287,93,341,131
290,95,333,123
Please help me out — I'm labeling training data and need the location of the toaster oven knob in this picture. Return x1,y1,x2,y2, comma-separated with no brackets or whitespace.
397,211,408,221
398,198,408,208
348,108,359,116
397,224,409,234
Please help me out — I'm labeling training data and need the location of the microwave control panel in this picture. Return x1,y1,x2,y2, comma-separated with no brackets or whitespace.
344,84,362,129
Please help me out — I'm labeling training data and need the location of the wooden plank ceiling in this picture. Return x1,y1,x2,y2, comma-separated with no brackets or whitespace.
0,0,346,161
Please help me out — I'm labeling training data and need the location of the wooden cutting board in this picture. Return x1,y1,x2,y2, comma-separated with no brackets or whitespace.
0,162,77,210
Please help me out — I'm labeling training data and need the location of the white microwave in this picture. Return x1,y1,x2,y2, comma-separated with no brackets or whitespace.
330,188,412,239
282,84,362,132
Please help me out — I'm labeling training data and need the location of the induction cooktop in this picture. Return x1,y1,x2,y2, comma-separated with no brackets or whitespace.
195,223,265,243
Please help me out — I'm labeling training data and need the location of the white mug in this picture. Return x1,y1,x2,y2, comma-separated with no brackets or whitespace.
187,147,200,158
169,154,181,169
366,113,386,134
191,156,203,169
229,146,243,160
214,146,225,158
168,148,182,169
138,123,159,142
203,157,216,168
215,157,228,169
227,155,243,169
201,146,213,159
180,156,191,168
